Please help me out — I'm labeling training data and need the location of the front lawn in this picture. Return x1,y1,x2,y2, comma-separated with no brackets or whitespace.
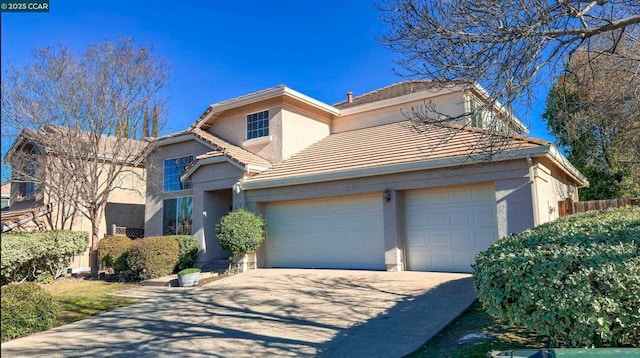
408,301,547,358
41,277,142,326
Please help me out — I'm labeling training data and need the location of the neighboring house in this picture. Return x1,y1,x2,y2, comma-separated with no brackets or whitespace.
2,126,147,270
1,182,10,210
146,81,588,273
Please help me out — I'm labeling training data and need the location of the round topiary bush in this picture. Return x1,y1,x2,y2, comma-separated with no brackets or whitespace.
124,236,179,281
473,206,640,347
172,235,201,272
98,236,133,273
1,283,58,342
215,208,265,257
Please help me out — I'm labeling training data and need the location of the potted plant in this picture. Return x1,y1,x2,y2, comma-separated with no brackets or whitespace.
177,267,201,287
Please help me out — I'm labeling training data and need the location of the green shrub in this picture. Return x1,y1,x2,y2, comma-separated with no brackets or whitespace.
178,268,201,275
98,236,133,273
1,283,58,341
473,206,640,347
172,235,201,272
1,231,89,285
215,208,265,257
124,236,179,281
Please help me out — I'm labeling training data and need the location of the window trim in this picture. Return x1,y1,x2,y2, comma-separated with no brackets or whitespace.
246,109,270,140
162,155,194,193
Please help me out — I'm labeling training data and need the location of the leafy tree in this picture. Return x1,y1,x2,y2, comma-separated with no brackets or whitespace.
542,42,640,199
1,37,170,275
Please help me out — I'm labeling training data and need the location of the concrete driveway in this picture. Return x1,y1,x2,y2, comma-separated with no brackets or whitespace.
1,269,476,357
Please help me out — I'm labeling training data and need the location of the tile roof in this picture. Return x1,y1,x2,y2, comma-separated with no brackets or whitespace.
7,126,149,164
189,128,272,168
190,85,287,130
243,120,548,184
334,80,470,109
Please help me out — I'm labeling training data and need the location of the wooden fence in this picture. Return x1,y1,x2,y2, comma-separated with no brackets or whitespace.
558,197,639,217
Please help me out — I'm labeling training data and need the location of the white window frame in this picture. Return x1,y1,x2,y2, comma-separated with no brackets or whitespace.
246,109,270,140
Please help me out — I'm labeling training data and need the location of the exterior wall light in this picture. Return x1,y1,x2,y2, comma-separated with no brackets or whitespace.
383,189,392,202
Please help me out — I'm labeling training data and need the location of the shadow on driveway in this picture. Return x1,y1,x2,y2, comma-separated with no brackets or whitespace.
1,270,475,357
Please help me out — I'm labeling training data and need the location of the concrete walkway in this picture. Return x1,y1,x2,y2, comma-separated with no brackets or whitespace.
1,269,476,357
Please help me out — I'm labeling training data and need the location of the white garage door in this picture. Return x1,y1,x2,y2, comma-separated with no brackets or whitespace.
405,184,498,273
265,193,385,270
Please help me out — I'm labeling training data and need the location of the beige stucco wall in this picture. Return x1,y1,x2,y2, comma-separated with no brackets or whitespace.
333,91,466,133
532,157,580,225
190,162,245,264
207,97,284,163
144,140,211,237
281,102,331,160
206,96,333,163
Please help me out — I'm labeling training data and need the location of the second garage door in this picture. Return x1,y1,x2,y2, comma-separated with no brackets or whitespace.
405,184,498,273
265,193,385,270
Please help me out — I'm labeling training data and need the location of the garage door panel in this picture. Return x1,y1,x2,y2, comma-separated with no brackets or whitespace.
406,184,498,273
266,194,385,270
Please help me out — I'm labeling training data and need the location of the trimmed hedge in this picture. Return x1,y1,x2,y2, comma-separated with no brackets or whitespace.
124,236,179,281
1,231,89,285
473,206,640,347
172,235,201,272
215,208,265,256
98,236,133,273
1,283,58,342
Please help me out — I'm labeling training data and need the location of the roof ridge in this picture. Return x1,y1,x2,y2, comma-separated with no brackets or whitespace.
190,128,271,166
333,80,432,106
209,84,286,108
189,85,287,130
442,122,551,146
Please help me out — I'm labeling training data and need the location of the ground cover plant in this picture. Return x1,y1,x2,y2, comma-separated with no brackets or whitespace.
474,206,640,347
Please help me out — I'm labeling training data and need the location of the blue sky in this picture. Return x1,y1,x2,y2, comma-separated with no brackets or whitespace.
1,0,554,180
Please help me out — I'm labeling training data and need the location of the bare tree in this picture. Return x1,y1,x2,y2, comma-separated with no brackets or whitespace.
377,0,640,152
2,37,169,275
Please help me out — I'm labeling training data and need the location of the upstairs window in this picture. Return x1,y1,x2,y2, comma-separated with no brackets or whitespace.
247,110,269,140
16,162,37,199
470,100,483,129
163,156,194,192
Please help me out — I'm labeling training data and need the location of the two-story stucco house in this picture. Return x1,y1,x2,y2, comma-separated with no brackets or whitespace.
3,126,147,270
145,81,588,273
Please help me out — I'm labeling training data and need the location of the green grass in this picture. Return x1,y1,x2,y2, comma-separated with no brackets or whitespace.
41,277,142,326
408,301,548,358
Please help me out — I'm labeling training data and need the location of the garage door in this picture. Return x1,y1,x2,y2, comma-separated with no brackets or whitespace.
405,184,498,272
265,193,385,270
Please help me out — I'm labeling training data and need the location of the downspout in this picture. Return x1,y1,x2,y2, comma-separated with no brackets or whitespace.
527,154,539,226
